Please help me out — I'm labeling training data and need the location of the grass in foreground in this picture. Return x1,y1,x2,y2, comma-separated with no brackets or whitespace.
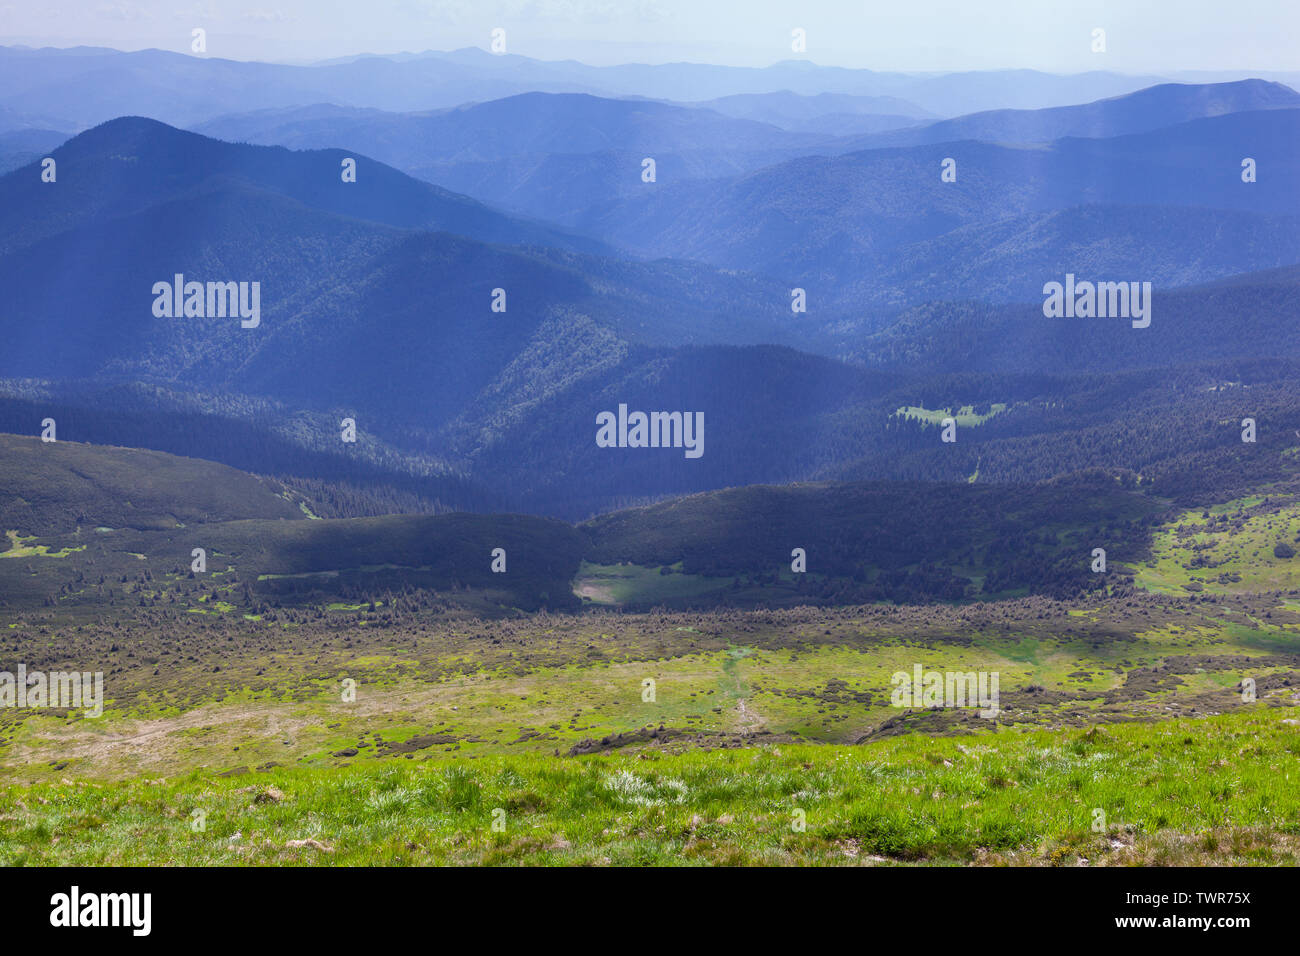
2,708,1297,866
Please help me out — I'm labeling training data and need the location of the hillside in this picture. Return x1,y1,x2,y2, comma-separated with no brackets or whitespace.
0,436,584,612
579,475,1159,605
0,434,303,537
0,127,66,174
854,265,1300,372
0,116,606,257
0,118,808,439
0,435,1174,612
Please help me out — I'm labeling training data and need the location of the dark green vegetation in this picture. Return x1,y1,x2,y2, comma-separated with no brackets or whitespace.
0,437,583,613
6,343,1298,520
5,434,1300,613
583,475,1158,603
0,436,1165,612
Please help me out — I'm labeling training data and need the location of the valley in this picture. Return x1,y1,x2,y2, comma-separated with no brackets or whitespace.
0,33,1297,876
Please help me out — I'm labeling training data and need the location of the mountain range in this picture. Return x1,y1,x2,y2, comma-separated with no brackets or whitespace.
0,59,1296,519
0,45,1198,130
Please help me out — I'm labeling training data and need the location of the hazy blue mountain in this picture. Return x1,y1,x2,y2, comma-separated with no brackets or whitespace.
687,90,935,132
4,264,1296,522
413,52,1173,115
836,204,1300,314
0,127,68,151
450,266,1300,515
835,79,1300,149
410,148,765,223
880,68,1229,118
461,344,893,514
0,102,73,134
0,116,807,438
789,112,928,137
195,93,820,164
0,44,1177,129
192,92,853,223
854,264,1300,375
0,116,608,258
1164,69,1300,88
191,102,397,145
0,127,67,173
0,45,591,128
0,47,339,129
578,109,1300,307
191,84,1300,236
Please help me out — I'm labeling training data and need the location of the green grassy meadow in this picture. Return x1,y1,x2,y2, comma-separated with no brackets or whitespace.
3,710,1297,866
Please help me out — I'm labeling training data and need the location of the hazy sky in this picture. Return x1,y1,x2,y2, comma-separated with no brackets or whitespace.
0,0,1295,72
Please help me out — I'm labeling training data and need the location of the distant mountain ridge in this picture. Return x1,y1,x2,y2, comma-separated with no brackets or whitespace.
192,92,850,223
190,81,1299,243
834,79,1300,148
0,44,1179,130
684,90,936,135
196,93,823,165
578,108,1300,308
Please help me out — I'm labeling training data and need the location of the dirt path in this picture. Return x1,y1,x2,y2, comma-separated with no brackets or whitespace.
734,698,766,736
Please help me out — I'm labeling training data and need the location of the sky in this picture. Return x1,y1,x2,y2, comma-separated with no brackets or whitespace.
0,0,1295,72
